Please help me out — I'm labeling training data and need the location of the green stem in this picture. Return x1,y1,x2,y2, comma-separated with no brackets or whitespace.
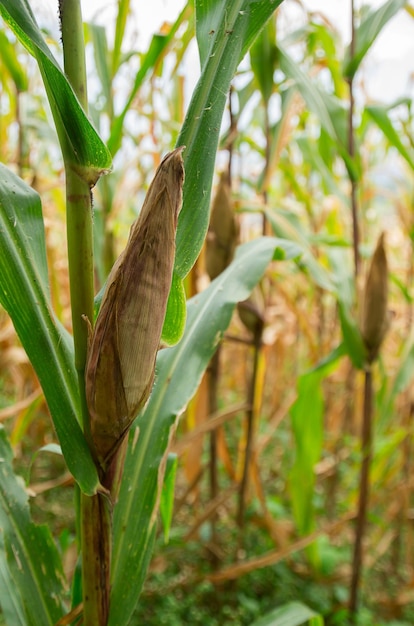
237,329,262,530
348,0,360,278
59,0,88,109
59,2,112,624
262,103,270,236
208,347,221,568
59,0,94,428
65,167,95,435
16,89,24,177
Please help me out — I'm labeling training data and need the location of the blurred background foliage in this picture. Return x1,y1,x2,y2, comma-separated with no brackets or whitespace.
1,0,414,624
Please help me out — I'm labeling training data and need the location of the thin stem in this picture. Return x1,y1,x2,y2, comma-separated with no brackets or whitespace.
59,0,94,432
262,104,271,236
208,347,221,568
237,329,262,529
16,90,24,177
65,168,95,434
81,493,112,624
348,0,360,278
349,367,373,620
59,2,111,624
59,0,88,109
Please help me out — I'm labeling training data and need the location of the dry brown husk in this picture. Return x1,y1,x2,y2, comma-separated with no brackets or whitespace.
205,172,238,280
360,232,389,363
85,147,185,467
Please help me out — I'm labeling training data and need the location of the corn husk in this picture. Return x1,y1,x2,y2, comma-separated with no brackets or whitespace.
205,172,238,280
360,232,389,363
85,147,185,466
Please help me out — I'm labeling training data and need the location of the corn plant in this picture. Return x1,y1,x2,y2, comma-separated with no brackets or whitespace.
0,0,298,624
162,1,411,621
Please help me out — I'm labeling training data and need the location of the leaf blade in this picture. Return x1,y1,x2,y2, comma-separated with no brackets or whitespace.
0,164,100,495
366,104,414,170
110,237,300,626
343,0,407,79
175,0,283,277
249,601,323,626
0,0,112,183
0,426,65,625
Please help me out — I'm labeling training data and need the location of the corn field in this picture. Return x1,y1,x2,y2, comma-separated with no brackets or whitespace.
0,1,413,625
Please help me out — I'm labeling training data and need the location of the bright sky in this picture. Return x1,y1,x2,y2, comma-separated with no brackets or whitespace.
31,0,414,103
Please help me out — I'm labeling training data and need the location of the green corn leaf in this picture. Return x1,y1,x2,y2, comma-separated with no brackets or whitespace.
112,0,131,75
328,248,367,369
86,24,112,115
0,30,28,91
249,601,323,626
305,22,345,99
0,164,100,495
250,14,277,103
289,372,323,567
337,300,367,370
110,236,300,626
343,0,407,80
0,0,112,184
107,1,192,157
175,0,283,278
0,547,26,626
220,74,257,150
160,453,178,543
161,271,187,346
277,46,344,142
276,45,359,181
289,352,342,569
196,0,280,71
380,327,414,424
296,135,349,206
266,227,364,371
389,331,414,401
107,33,169,156
0,426,65,625
366,104,414,170
265,207,334,292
